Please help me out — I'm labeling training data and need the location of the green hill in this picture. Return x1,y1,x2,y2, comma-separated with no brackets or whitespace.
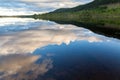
34,0,120,29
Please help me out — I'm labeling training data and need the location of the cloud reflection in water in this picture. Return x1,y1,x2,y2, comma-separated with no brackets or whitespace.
0,18,119,80
0,19,111,55
0,54,53,80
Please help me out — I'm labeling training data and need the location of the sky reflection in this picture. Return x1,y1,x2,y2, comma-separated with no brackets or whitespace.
0,18,113,55
33,40,120,80
0,18,120,80
0,54,53,80
0,18,43,33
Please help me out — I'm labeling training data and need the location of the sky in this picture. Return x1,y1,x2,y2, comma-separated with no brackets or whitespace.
0,0,93,16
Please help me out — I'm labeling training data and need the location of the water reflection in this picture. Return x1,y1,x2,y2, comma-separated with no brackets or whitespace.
0,18,45,33
0,54,39,78
0,18,111,55
0,18,36,26
0,18,120,80
34,41,120,80
0,54,53,80
51,21,120,39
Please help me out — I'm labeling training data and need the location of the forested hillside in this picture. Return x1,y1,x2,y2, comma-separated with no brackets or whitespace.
33,0,120,29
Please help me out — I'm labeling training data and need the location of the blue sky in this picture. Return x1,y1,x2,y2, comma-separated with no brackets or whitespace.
0,0,93,15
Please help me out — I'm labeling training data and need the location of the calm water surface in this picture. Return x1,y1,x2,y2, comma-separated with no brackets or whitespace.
0,18,120,80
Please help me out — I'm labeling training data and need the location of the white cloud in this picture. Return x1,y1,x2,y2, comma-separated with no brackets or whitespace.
22,0,84,8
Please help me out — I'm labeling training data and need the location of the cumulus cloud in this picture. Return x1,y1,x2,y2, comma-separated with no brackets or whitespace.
0,7,34,16
0,0,44,15
22,0,84,8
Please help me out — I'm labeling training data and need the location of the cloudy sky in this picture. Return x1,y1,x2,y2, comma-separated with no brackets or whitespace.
0,0,93,16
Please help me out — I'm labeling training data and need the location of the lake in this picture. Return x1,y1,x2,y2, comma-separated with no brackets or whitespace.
0,18,120,80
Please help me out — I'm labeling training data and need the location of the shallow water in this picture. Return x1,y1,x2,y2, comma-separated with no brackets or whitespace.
0,18,120,80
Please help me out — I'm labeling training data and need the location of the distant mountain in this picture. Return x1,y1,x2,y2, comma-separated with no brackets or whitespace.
53,0,120,13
